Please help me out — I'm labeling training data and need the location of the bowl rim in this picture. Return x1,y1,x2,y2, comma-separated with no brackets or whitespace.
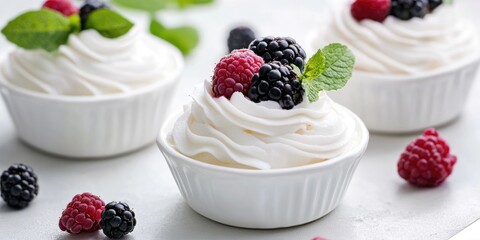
0,37,184,103
305,29,480,82
156,103,370,176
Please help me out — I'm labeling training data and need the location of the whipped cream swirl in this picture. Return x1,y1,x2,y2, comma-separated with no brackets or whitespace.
311,6,479,75
1,27,182,95
171,81,360,170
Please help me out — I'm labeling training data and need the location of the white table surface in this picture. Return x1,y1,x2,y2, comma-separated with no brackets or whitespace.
1,0,480,239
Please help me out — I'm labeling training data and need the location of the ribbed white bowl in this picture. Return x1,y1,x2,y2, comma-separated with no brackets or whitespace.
0,48,183,158
157,107,369,229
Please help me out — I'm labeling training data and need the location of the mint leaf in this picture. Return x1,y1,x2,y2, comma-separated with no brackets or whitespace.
1,9,72,52
301,43,355,102
291,64,302,77
85,9,133,38
68,14,80,34
112,0,167,12
150,19,199,55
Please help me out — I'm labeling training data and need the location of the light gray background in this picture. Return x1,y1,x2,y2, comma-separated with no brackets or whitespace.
1,0,480,239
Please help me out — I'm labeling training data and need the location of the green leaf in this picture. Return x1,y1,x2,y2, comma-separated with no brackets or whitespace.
85,9,134,38
1,9,72,52
111,0,168,12
150,19,199,55
302,49,325,80
176,0,215,8
291,64,302,77
301,43,355,102
68,14,81,34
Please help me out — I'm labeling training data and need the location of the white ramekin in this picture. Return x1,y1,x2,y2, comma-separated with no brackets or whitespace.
0,44,183,158
157,107,369,229
307,33,480,133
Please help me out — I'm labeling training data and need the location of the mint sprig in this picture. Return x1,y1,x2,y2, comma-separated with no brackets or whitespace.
1,9,75,52
85,9,133,39
297,43,355,102
150,19,199,55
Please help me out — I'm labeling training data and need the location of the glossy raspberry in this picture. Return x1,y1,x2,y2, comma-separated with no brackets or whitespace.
212,49,264,99
100,201,136,239
227,26,256,53
248,61,304,110
42,0,78,16
59,193,105,234
351,0,391,22
249,36,307,71
397,128,457,187
0,164,39,209
80,0,108,29
391,0,429,20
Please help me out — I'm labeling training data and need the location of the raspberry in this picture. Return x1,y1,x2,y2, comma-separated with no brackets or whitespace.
100,201,136,239
248,61,304,110
212,49,264,99
42,0,78,16
249,36,307,71
80,0,108,29
397,128,457,187
0,164,39,209
391,0,429,20
428,0,443,11
351,0,391,22
227,26,256,53
59,193,105,234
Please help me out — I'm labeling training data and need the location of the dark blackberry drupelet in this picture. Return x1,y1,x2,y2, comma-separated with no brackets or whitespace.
390,0,429,20
0,164,38,209
248,61,304,110
249,36,307,71
80,0,108,29
428,0,443,12
227,26,256,53
100,201,136,239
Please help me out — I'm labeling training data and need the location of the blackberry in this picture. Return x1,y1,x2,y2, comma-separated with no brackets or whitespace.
80,0,108,29
100,201,136,239
227,26,256,53
248,61,304,110
0,164,38,209
428,0,442,12
390,0,429,20
249,36,307,71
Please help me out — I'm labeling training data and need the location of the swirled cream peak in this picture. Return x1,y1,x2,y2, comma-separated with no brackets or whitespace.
170,81,361,170
311,5,479,75
1,26,182,95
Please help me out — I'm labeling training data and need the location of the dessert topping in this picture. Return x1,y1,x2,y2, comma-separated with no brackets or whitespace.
59,192,106,234
100,201,137,239
42,0,79,16
212,49,264,99
390,0,429,20
1,164,39,209
249,36,307,71
227,26,256,53
397,128,457,187
351,0,391,22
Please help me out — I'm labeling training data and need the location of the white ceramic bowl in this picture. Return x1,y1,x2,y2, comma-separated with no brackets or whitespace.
306,34,480,133
157,107,369,229
0,48,183,158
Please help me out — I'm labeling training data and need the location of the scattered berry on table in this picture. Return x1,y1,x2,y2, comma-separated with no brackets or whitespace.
351,0,391,22
397,128,457,187
249,36,307,71
80,0,108,29
227,26,256,53
0,164,39,209
390,0,429,20
248,61,304,110
212,49,264,99
428,0,443,12
59,192,105,234
42,0,78,16
100,201,136,239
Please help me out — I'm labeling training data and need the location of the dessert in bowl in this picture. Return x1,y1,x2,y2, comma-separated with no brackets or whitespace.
0,1,183,157
308,0,480,133
157,38,369,228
